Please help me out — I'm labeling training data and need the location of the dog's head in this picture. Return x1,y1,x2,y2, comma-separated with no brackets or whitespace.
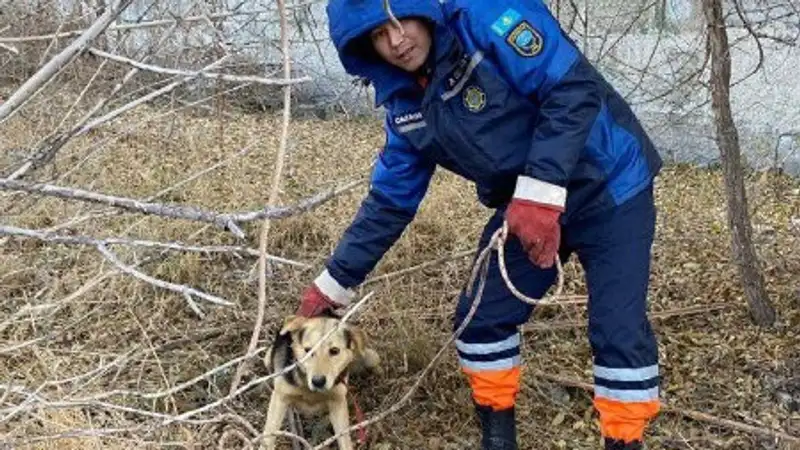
277,314,367,392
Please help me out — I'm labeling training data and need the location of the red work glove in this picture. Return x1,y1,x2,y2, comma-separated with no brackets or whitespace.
296,284,340,317
505,176,566,269
296,270,353,317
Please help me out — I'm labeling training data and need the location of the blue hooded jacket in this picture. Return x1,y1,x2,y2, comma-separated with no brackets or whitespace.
317,0,663,293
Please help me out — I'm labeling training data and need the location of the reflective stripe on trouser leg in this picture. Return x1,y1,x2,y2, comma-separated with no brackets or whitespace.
568,185,661,442
454,208,562,411
456,331,522,411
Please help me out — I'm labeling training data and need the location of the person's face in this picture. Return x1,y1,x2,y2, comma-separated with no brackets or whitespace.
369,18,432,73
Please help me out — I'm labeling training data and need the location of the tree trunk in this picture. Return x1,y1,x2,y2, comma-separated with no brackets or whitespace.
702,0,777,326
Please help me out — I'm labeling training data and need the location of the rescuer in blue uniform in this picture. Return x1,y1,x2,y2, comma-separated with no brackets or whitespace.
295,0,664,448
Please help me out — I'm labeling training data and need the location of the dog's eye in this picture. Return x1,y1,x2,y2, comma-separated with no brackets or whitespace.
329,347,340,356
304,347,312,353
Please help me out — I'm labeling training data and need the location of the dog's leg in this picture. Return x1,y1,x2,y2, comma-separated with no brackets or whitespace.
328,388,354,450
262,390,289,450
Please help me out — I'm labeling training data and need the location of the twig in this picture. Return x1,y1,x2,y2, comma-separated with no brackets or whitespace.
1,139,258,248
8,426,146,446
0,392,226,425
0,8,308,43
95,243,234,307
523,303,733,332
676,408,799,444
228,0,293,396
47,349,139,392
0,177,367,238
0,42,19,54
75,57,232,136
0,0,133,123
87,47,311,86
528,369,800,444
0,224,311,268
363,249,476,286
28,347,270,404
218,427,254,450
251,430,314,450
0,310,96,356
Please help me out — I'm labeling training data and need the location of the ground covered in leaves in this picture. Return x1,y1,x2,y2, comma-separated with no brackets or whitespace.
1,107,799,450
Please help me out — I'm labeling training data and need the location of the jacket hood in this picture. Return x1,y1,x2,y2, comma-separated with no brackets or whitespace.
326,0,452,106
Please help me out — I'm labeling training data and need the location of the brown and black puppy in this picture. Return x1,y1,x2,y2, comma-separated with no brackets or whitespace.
262,313,380,450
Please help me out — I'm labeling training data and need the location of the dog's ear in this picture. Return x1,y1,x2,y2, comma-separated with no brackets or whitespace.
279,315,306,336
344,324,366,356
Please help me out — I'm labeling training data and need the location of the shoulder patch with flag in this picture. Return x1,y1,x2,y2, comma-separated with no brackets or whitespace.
490,8,522,36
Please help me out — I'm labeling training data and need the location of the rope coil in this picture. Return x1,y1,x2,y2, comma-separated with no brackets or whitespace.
465,221,584,308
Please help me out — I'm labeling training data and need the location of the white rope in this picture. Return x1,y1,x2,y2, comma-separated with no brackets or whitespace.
466,220,584,307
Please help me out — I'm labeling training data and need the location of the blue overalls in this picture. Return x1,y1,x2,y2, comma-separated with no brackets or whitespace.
321,0,663,444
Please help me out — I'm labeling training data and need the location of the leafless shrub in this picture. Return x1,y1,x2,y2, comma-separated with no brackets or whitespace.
1,0,798,448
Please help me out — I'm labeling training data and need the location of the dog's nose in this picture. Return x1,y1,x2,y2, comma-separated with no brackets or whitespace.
311,376,326,389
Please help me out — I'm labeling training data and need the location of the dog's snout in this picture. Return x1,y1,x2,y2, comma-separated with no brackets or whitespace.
311,375,326,389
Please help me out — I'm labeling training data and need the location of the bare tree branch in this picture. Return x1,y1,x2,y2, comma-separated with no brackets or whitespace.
0,225,311,268
74,56,232,136
8,426,147,446
0,6,330,44
0,42,20,54
96,243,234,307
86,47,310,86
228,0,293,396
0,0,133,124
0,177,367,238
3,15,190,182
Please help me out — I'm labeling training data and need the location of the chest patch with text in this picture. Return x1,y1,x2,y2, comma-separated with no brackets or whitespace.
393,110,426,133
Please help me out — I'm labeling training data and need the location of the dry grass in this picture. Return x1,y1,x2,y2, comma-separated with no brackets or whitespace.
1,102,799,450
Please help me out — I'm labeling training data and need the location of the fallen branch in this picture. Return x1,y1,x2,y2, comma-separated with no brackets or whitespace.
0,177,367,238
528,369,800,444
96,243,234,307
0,390,224,425
0,224,310,268
524,303,733,332
87,47,310,86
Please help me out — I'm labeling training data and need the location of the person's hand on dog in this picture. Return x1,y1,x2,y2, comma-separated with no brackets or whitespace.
296,283,343,317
